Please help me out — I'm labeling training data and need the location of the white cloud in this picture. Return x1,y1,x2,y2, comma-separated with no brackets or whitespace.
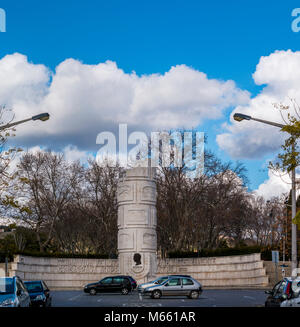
0,53,49,106
0,53,249,151
62,145,93,164
254,169,291,200
217,50,300,159
9,145,92,175
28,145,93,165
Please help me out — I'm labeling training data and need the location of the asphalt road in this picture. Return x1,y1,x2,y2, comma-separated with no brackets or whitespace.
51,289,267,307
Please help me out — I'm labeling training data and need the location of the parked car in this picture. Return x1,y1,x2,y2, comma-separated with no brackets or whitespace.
138,275,192,293
143,276,202,299
0,276,31,307
265,277,300,307
24,280,52,307
84,276,134,295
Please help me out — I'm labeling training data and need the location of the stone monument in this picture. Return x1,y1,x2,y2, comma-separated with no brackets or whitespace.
117,166,157,283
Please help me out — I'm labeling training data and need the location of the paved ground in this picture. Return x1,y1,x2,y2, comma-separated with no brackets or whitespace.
51,289,267,307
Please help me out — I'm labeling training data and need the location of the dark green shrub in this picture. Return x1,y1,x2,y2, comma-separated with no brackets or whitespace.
168,246,276,260
14,251,110,259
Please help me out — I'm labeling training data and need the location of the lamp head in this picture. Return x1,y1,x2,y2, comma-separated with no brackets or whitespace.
32,113,50,121
233,113,251,122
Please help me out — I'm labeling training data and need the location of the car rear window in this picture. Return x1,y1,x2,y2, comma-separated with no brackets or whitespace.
182,278,194,285
42,281,49,290
113,277,124,283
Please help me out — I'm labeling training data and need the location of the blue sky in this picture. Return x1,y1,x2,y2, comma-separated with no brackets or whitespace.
1,0,300,193
0,0,297,87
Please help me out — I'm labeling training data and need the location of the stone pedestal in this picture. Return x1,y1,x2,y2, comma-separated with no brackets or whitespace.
117,167,157,283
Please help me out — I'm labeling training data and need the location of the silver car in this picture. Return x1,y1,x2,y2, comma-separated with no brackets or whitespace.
143,276,202,299
0,276,31,307
138,275,192,293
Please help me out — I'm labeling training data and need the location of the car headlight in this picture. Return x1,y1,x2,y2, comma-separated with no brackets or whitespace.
0,298,15,307
34,295,45,301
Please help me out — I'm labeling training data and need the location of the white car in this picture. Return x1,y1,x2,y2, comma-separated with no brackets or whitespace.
143,276,203,299
138,275,192,293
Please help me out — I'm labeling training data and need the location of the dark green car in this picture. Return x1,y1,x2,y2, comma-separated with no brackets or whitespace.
84,276,135,295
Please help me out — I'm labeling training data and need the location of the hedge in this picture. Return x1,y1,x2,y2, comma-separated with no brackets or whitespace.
0,251,114,261
0,247,285,262
0,253,14,263
18,251,113,259
168,246,279,261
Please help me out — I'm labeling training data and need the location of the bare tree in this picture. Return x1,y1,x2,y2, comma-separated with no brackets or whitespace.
248,196,286,247
80,159,122,256
156,148,250,255
13,151,79,252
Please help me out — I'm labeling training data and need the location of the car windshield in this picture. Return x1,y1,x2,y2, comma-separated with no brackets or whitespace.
154,277,168,284
0,278,14,295
24,281,43,293
278,280,288,295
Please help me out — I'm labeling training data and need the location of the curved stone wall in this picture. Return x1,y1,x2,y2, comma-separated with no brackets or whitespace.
9,253,268,289
9,255,119,289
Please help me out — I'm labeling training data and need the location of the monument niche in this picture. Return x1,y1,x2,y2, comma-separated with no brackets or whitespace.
117,166,157,283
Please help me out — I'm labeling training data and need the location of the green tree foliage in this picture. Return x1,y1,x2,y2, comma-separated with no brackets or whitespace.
269,100,300,227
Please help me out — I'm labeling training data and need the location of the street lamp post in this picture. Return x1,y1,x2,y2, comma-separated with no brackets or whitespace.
283,202,292,264
233,112,298,273
0,113,50,131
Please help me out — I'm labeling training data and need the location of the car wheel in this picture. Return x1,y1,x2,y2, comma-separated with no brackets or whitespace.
189,291,199,299
121,287,129,295
89,288,97,296
151,290,162,299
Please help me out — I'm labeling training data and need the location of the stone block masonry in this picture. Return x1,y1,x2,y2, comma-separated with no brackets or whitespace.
9,255,119,289
157,253,269,287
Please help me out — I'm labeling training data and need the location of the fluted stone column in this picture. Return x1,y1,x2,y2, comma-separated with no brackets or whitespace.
117,167,157,283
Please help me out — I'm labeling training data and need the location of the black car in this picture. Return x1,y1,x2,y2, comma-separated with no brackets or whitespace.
24,280,52,307
84,276,134,295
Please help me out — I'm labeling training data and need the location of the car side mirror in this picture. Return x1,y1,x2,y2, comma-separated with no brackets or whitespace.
265,290,271,295
16,289,22,296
